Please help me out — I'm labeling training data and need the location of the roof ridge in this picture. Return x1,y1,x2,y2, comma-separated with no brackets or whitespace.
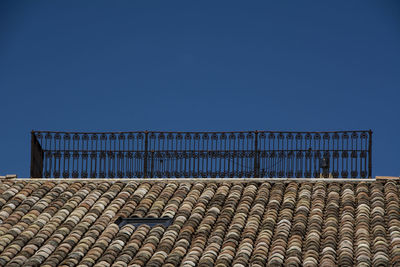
4,178,377,183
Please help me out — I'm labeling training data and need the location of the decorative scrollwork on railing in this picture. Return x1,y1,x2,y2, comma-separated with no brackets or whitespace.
30,130,372,178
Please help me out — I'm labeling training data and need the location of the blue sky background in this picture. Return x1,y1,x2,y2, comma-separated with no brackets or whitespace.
0,1,399,177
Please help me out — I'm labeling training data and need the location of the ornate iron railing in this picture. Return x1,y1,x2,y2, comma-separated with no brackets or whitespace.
30,130,372,178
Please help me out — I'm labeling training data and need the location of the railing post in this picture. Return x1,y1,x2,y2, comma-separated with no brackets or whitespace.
30,131,44,178
253,130,259,178
150,151,155,178
143,131,149,178
368,130,372,178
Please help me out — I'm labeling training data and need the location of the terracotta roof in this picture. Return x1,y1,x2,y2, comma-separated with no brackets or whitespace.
0,178,399,266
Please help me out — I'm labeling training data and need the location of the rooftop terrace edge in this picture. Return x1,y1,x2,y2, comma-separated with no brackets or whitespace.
30,130,373,179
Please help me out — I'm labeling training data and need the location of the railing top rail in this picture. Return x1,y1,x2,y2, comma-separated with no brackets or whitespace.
32,130,372,134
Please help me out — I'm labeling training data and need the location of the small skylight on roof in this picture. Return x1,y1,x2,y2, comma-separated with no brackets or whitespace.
114,217,173,228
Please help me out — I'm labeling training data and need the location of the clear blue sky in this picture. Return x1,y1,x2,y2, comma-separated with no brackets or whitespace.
1,1,399,177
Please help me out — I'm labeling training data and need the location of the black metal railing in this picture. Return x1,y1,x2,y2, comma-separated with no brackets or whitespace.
30,130,372,178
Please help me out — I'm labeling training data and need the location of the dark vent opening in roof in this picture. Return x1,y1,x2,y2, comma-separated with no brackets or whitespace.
115,217,173,228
